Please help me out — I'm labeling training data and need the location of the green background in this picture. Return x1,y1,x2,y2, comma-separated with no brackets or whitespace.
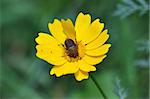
1,0,149,99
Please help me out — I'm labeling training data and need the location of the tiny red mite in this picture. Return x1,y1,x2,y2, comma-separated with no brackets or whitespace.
65,39,78,58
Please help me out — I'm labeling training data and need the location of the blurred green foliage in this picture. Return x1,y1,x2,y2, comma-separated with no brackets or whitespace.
0,0,149,99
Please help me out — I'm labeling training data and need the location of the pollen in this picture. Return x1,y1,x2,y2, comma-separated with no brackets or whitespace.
77,41,86,59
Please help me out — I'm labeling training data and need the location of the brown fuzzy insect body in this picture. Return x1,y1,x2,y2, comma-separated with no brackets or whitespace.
65,39,78,58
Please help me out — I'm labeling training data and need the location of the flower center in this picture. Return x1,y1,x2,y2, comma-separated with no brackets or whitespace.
64,39,85,62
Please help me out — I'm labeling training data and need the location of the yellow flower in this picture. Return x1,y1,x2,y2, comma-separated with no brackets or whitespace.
35,12,111,81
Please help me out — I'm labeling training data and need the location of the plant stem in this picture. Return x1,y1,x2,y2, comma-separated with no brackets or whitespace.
90,75,108,99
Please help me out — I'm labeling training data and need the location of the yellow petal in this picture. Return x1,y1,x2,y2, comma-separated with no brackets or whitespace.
36,45,66,65
86,44,111,56
48,19,67,44
35,33,62,46
74,70,89,81
35,33,66,65
75,12,104,44
50,66,64,77
83,55,106,65
75,12,91,42
83,19,104,44
86,29,109,50
50,62,79,77
78,60,96,72
61,19,76,41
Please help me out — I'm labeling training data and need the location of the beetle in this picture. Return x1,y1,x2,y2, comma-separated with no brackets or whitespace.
65,39,78,58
